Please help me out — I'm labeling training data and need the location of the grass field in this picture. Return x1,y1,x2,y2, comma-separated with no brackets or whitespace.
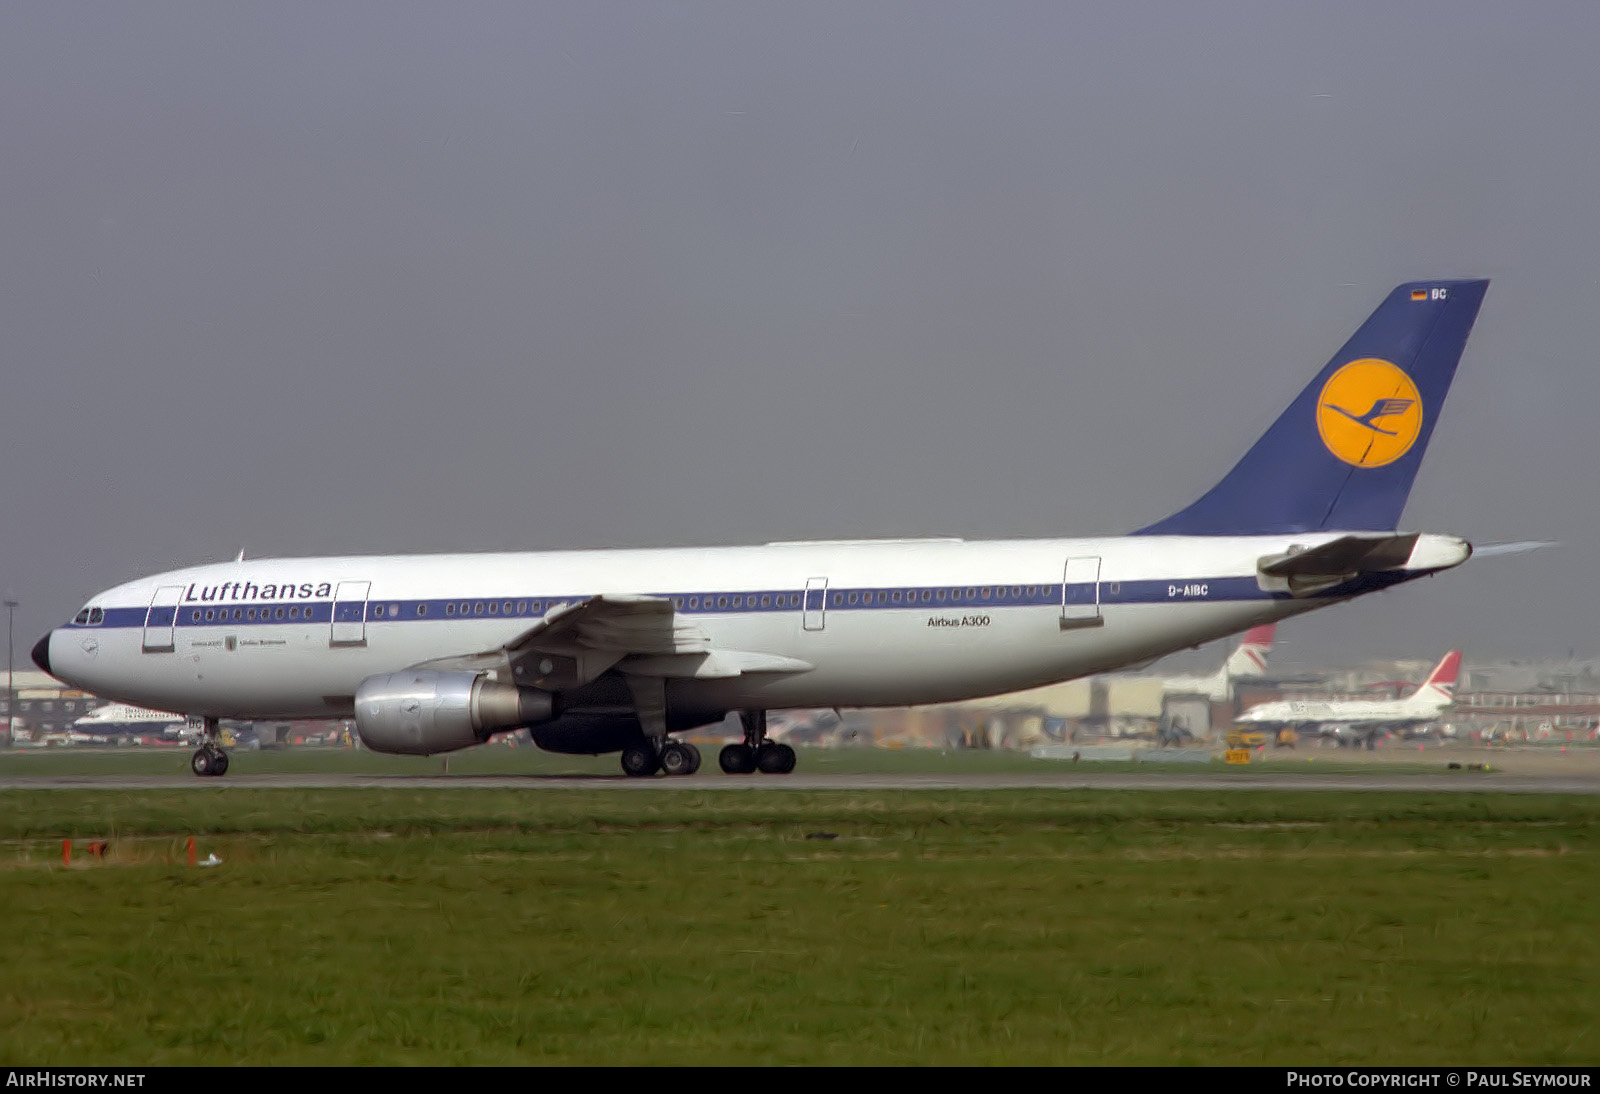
2,788,1596,1065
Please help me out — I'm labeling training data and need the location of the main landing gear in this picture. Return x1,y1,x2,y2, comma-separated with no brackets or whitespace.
190,717,228,777
719,710,796,775
619,738,702,778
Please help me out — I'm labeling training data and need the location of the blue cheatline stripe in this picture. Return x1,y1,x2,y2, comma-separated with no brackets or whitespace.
64,569,1421,633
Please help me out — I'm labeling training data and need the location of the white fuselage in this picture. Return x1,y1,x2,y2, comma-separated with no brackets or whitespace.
1236,696,1447,732
73,703,187,732
44,532,1468,726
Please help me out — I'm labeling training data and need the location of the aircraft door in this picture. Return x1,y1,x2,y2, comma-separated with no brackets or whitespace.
330,581,372,646
803,577,828,632
1061,556,1103,629
141,585,185,653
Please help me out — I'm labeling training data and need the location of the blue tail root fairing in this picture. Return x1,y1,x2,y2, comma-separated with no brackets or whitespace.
1137,280,1488,536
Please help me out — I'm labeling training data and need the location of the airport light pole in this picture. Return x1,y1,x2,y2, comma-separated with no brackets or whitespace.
4,599,16,746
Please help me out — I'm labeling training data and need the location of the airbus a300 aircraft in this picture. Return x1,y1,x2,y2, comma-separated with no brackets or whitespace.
34,280,1489,778
1234,650,1462,748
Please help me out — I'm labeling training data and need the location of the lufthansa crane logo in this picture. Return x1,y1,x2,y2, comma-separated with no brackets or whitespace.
1316,358,1423,468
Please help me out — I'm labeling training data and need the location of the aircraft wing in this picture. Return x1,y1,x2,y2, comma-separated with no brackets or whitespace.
412,594,812,690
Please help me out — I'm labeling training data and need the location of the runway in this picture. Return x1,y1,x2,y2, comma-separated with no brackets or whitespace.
4,771,1600,793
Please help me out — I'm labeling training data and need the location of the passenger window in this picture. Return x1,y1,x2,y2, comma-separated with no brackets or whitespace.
502,601,512,615
935,590,946,603
418,604,429,617
717,596,729,609
891,591,902,604
832,593,843,606
488,602,498,614
275,607,285,620
204,610,215,621
516,601,527,614
192,610,202,622
688,597,700,610
760,595,771,608
446,604,456,616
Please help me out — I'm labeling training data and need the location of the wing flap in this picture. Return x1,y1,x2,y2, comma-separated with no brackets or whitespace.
417,594,808,691
623,650,814,679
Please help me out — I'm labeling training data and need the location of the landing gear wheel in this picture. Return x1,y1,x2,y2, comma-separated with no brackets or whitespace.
719,743,756,774
620,742,661,777
659,740,699,777
756,742,797,774
191,748,213,777
210,750,230,777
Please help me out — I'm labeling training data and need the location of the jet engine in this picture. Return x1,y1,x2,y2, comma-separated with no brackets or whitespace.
354,670,556,755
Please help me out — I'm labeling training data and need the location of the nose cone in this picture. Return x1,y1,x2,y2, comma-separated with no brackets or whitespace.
31,632,53,676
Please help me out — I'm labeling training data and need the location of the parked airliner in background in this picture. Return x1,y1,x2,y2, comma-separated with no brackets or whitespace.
1140,623,1276,703
34,280,1489,778
70,702,190,741
1235,650,1462,749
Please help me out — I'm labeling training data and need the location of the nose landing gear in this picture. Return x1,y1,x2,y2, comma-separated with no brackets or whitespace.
189,717,228,777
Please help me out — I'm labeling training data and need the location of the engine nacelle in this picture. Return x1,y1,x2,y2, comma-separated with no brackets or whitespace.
354,670,556,755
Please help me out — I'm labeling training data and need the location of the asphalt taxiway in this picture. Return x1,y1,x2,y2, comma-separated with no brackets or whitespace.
3,772,1600,793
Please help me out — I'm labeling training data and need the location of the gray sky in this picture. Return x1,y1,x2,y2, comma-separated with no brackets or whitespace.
2,2,1595,673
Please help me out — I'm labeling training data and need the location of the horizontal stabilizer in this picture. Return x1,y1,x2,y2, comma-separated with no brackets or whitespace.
1259,533,1420,579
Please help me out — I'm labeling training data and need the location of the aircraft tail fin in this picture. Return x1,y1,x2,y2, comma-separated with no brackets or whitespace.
1223,624,1276,680
1409,650,1463,709
1137,280,1488,535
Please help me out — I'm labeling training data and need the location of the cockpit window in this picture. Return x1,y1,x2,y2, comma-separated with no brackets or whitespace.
74,609,90,625
74,608,104,626
89,608,104,625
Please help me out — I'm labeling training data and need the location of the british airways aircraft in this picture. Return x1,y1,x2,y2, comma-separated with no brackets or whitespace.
1235,650,1462,748
34,280,1488,778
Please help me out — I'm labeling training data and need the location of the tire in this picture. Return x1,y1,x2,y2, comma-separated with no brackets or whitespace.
190,748,213,777
680,742,702,776
718,743,756,774
211,751,229,777
757,743,797,774
659,741,695,777
620,743,660,777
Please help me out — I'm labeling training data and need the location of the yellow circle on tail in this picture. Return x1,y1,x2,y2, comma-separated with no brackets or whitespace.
1316,358,1423,468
